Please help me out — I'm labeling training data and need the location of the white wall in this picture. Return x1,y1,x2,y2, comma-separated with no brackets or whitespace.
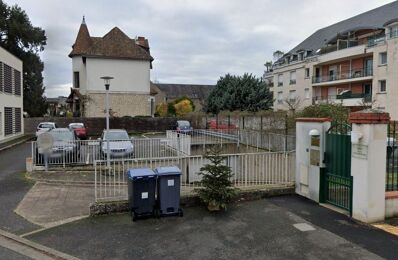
84,58,150,93
72,56,87,93
0,47,23,143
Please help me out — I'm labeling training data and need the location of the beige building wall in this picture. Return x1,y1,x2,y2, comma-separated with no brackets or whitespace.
85,92,152,117
271,61,313,111
371,36,398,120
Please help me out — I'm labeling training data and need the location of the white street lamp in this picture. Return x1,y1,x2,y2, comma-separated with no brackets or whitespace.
101,76,113,169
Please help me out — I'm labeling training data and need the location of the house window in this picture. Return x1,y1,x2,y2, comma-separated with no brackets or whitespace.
379,52,387,65
14,107,21,133
379,80,386,93
305,68,310,79
4,64,12,94
289,90,296,101
0,62,3,92
4,107,13,136
0,112,2,135
14,69,21,96
390,25,398,39
73,71,80,88
289,71,296,85
299,52,304,61
278,74,283,86
304,88,310,99
277,91,283,103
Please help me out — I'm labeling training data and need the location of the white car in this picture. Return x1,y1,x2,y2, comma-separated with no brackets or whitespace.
100,129,134,158
36,122,57,138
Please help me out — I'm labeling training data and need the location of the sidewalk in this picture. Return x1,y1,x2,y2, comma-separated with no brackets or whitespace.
0,135,34,152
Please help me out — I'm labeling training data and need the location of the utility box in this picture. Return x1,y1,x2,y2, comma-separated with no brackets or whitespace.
154,166,183,217
127,168,157,221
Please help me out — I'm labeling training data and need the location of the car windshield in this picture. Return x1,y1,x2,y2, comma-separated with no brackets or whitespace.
178,121,190,127
70,123,84,129
104,131,129,140
50,131,74,141
39,123,54,129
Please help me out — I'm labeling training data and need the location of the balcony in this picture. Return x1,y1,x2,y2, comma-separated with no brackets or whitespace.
312,67,373,85
289,79,296,85
313,92,371,106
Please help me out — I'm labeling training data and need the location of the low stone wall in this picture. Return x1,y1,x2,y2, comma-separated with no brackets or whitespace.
24,117,178,136
386,191,398,218
89,186,295,216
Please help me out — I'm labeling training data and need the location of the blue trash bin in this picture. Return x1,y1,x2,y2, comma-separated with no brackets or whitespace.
127,168,157,221
155,166,183,217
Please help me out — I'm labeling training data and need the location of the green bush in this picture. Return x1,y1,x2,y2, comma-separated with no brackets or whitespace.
297,103,349,123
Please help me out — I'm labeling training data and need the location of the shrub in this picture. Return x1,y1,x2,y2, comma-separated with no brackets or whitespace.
298,103,349,123
196,147,237,211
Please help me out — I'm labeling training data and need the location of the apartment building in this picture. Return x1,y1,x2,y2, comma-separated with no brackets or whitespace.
266,1,398,119
0,46,23,144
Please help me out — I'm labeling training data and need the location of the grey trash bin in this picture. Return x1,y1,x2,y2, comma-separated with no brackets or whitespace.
127,168,157,221
155,166,183,217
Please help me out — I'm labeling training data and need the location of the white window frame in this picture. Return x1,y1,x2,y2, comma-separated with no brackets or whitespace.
390,25,398,39
0,111,2,136
289,90,296,101
379,80,386,93
379,52,387,65
305,68,310,79
277,91,283,103
278,74,283,86
289,71,296,85
304,88,310,99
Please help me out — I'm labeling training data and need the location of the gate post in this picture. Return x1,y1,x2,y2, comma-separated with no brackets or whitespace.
349,111,390,223
295,118,331,202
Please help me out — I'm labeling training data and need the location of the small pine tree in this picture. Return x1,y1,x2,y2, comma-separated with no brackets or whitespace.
196,146,237,211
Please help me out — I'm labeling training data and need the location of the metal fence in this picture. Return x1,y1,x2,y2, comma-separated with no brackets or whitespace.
387,121,398,191
94,151,295,202
31,136,191,167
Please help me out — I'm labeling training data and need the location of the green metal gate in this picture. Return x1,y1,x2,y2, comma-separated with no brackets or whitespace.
321,123,353,214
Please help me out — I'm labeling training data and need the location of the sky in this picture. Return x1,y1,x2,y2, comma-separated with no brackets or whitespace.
5,0,396,97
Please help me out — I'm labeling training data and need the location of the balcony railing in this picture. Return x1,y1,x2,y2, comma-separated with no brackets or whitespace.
289,79,296,85
312,67,373,84
313,93,371,103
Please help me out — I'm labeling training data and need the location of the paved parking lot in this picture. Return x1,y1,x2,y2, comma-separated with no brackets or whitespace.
26,196,398,260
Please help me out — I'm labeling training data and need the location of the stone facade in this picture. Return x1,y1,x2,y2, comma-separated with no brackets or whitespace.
84,92,152,117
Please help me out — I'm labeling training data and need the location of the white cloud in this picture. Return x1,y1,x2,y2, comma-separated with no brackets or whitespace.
5,0,396,97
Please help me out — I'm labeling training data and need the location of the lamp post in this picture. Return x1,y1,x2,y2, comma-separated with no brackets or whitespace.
101,76,114,169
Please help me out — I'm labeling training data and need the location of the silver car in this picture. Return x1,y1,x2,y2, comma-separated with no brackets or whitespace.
100,129,134,158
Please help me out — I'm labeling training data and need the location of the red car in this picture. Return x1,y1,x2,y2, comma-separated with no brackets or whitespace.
68,123,88,140
207,119,238,129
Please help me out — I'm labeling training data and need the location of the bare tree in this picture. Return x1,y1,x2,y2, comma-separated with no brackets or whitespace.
283,97,302,113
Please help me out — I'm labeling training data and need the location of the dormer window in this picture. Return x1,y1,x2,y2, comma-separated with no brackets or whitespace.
299,52,304,60
390,25,398,39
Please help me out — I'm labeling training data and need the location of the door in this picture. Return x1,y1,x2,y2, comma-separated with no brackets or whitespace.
322,123,353,214
364,59,373,76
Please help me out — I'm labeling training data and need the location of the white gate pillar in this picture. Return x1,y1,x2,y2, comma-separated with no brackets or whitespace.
350,112,390,223
295,118,331,202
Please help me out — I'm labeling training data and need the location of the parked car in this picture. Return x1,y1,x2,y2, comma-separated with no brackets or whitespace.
100,129,134,158
207,119,238,130
36,122,57,138
68,123,88,140
36,128,79,162
387,137,397,158
176,120,193,134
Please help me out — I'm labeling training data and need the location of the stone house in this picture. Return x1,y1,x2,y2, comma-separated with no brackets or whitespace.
68,17,154,117
151,83,214,112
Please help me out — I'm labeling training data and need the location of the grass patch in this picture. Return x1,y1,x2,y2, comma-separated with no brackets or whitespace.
16,172,35,185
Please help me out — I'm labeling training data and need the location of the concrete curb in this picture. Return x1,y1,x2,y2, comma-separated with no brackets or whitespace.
90,186,295,216
0,135,34,152
0,229,80,260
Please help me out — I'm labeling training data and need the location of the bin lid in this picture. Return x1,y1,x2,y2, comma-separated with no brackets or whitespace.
127,168,156,179
155,166,182,176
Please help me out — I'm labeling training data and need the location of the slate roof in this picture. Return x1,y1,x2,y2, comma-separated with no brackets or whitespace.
69,19,153,62
288,1,398,55
152,83,215,100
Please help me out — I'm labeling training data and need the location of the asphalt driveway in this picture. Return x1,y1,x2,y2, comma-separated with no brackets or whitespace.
27,196,397,260
0,142,39,235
